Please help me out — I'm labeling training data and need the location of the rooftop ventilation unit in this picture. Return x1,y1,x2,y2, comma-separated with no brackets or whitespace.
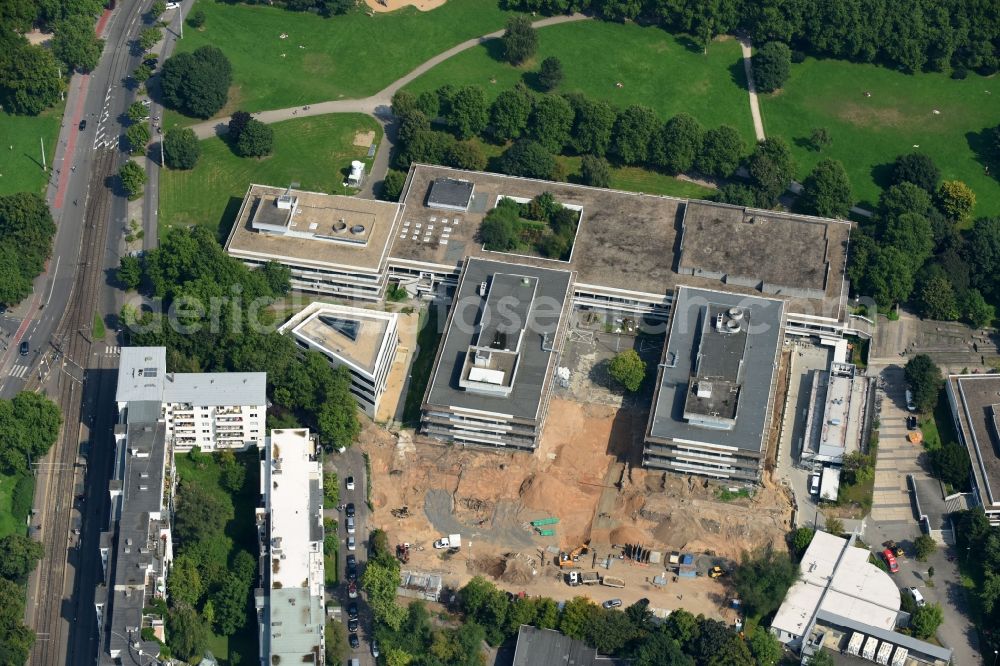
276,194,295,210
696,382,713,399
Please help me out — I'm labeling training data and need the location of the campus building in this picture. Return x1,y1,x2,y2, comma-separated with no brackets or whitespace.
255,428,325,664
800,362,871,466
115,346,266,451
278,302,400,418
420,257,574,451
225,184,403,301
644,286,785,481
946,374,1000,525
96,374,175,664
771,531,952,666
512,625,626,666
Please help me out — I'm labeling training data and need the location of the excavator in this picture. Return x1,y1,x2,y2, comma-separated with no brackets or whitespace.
558,542,590,568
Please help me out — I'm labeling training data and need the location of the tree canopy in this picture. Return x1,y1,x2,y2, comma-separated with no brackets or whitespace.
892,153,940,193
0,35,64,115
496,140,556,180
732,544,799,618
609,349,646,392
0,392,62,474
501,16,537,65
799,158,853,218
235,118,275,157
753,41,792,93
904,354,942,413
748,137,795,206
538,56,564,91
161,46,232,119
0,193,57,307
163,127,202,170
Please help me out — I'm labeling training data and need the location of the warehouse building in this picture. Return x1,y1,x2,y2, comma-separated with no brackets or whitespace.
946,374,1000,525
644,286,785,481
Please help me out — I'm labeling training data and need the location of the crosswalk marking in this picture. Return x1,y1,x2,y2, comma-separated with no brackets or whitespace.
9,365,29,379
105,345,120,356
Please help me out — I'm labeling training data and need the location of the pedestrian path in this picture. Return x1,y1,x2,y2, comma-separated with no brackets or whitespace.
9,364,29,379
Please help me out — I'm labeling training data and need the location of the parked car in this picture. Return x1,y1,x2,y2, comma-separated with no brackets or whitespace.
906,415,918,430
882,549,900,573
809,473,820,495
347,536,356,551
165,1,180,8
345,502,355,518
348,633,360,649
346,516,355,534
371,640,380,658
346,475,355,491
348,617,359,632
348,581,358,598
348,602,358,619
602,598,622,609
905,389,916,412
908,587,926,607
346,555,357,582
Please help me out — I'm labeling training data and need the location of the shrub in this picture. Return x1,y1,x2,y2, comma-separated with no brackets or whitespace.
609,350,645,392
188,8,206,28
951,67,968,80
538,56,564,91
580,154,612,188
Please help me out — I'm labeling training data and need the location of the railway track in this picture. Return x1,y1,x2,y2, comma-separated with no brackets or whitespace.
28,146,117,666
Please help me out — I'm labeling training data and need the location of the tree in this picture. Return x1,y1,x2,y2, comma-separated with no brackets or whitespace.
0,41,64,115
0,534,44,580
559,596,599,642
212,562,253,635
696,125,743,177
635,629,693,666
490,86,534,142
161,46,232,119
914,534,937,561
0,577,35,663
163,127,201,170
480,200,520,251
538,56,564,91
188,8,206,27
446,140,487,171
315,373,360,448
324,471,340,508
126,122,150,154
127,101,149,123
219,455,245,493
227,110,252,143
445,85,489,140
150,1,167,18
138,27,161,51
609,349,646,392
568,95,616,157
930,442,971,489
653,113,703,174
381,169,406,202
580,154,612,188
691,618,753,666
496,140,555,180
753,41,792,93
799,158,852,218
325,620,349,664
167,554,204,607
824,516,844,535
131,63,152,83
910,603,944,639
748,626,783,666
174,479,233,544
501,16,537,65
52,14,103,73
748,137,795,206
716,183,759,207
235,118,274,157
967,216,1000,299
937,180,976,222
0,193,57,307
119,161,147,200
167,604,208,661
363,558,406,630
612,105,659,165
904,354,942,413
809,127,832,151
791,527,815,558
416,90,440,118
117,255,142,289
529,94,574,153
918,272,959,321
883,212,934,264
878,182,933,221
733,545,799,618
892,153,940,193
962,289,994,327
807,649,836,666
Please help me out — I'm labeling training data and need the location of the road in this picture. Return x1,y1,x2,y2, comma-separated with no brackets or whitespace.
328,447,377,665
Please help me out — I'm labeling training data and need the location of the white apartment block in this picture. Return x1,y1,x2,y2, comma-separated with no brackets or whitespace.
256,428,325,663
116,347,267,451
279,302,399,418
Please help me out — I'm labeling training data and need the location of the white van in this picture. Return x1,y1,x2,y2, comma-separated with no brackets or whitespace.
809,474,821,495
908,587,926,607
905,389,916,412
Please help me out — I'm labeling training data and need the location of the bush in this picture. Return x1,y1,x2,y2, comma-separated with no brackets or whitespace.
914,534,937,561
163,128,201,170
951,67,968,80
580,154,612,188
538,56,564,91
188,8,206,28
138,27,161,51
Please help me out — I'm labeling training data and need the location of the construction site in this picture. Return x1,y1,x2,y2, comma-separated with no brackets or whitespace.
359,317,797,620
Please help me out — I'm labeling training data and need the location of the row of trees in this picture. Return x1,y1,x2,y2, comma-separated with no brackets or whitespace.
165,449,258,661
848,152,994,322
498,0,1000,75
0,193,58,307
120,226,361,449
954,508,1000,657
0,390,61,664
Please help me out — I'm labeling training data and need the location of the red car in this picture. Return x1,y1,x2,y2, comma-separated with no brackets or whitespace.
882,549,900,573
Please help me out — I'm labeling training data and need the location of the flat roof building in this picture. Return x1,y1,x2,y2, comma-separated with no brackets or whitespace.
801,362,871,466
512,625,626,666
256,429,325,664
644,286,785,481
421,257,573,451
946,374,1000,525
116,347,266,451
279,302,400,418
772,531,951,666
427,177,475,211
225,184,403,301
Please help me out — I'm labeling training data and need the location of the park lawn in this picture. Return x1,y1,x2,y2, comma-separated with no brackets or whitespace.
0,104,64,196
759,57,1000,218
160,113,380,240
553,155,716,198
164,0,515,124
403,22,756,144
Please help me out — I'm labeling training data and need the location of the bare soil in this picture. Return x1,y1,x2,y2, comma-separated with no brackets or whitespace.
362,0,447,13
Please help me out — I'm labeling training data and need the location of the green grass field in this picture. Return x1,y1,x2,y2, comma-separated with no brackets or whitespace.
404,23,756,143
0,105,63,197
165,0,514,123
160,113,380,240
760,57,1000,217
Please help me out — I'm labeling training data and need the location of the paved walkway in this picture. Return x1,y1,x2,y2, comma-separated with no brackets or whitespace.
739,38,766,142
189,13,588,140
